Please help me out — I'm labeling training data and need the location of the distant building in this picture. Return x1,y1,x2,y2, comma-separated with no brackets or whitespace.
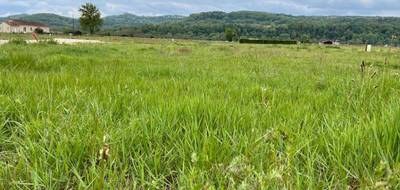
319,40,340,45
0,20,50,33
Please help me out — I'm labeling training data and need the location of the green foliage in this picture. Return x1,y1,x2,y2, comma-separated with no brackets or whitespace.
34,28,44,34
38,39,58,45
8,38,27,45
239,38,298,44
103,14,184,28
224,28,236,42
108,11,400,45
79,3,103,34
0,13,183,32
4,11,400,45
0,13,185,32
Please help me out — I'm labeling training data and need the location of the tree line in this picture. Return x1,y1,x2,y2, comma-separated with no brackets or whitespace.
101,11,400,45
75,4,400,45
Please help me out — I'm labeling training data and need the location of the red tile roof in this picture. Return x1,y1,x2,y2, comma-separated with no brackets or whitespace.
4,19,48,27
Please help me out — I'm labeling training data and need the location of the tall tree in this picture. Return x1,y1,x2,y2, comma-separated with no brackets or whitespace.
79,3,103,34
224,28,236,42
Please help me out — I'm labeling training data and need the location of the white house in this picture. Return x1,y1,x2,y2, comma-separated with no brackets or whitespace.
0,20,50,33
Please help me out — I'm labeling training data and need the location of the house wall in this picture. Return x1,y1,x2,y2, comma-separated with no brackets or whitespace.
0,23,11,33
41,27,50,33
13,25,50,33
0,23,50,33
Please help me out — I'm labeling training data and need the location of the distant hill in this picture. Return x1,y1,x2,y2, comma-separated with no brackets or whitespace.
103,13,184,28
2,11,400,45
0,13,77,30
109,11,400,45
0,13,185,31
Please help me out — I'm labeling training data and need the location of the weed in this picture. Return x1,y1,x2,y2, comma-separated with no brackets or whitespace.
8,38,27,45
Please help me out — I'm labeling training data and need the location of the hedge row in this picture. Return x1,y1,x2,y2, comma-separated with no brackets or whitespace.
239,39,298,45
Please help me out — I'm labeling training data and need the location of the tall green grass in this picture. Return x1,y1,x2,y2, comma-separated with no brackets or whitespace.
1,40,400,189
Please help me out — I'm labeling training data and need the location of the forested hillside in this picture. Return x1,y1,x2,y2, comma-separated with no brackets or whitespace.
109,11,400,45
2,11,400,44
103,13,184,28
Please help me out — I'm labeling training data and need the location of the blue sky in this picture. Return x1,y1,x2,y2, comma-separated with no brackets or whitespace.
0,0,399,17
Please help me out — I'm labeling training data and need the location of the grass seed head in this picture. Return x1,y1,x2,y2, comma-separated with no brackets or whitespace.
98,144,110,162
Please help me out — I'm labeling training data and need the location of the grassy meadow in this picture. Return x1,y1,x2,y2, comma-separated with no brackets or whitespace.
1,38,400,189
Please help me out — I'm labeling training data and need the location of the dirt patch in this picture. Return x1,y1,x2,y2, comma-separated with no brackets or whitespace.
0,40,9,45
0,39,103,45
54,38,104,44
176,47,192,55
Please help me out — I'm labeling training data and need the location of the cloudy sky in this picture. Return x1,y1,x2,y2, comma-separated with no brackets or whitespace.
0,0,399,17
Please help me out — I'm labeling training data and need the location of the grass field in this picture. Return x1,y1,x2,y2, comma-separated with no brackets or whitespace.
1,38,400,189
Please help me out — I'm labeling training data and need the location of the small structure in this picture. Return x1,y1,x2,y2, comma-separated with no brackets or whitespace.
68,31,82,36
366,44,372,52
0,19,50,33
319,40,340,45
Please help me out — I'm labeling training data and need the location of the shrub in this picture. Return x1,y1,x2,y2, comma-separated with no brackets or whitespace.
34,28,44,34
239,39,298,45
46,39,58,45
64,30,82,36
72,31,82,36
225,28,236,42
9,38,27,45
38,39,58,45
325,46,341,49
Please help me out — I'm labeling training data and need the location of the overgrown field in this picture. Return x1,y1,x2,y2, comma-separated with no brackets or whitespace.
1,39,400,189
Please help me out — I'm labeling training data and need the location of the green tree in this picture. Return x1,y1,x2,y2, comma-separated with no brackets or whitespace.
79,3,103,34
34,28,44,34
225,28,236,42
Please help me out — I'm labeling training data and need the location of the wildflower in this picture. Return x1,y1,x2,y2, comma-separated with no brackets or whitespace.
97,135,110,164
98,144,110,162
261,87,267,92
374,181,388,188
191,152,198,163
